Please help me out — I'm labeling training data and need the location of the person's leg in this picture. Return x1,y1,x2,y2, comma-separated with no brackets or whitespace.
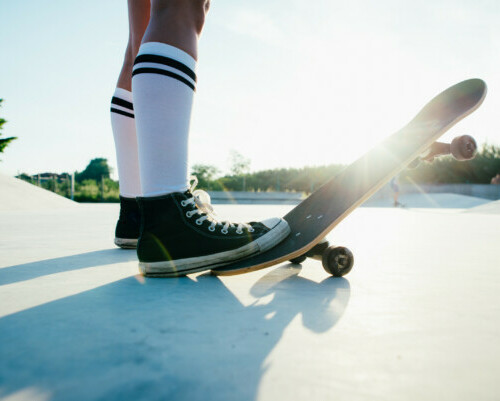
132,0,207,196
142,0,209,59
112,0,150,248
132,0,290,276
117,0,151,92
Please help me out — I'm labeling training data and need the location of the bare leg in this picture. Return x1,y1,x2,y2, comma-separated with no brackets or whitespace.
116,0,151,91
142,0,210,59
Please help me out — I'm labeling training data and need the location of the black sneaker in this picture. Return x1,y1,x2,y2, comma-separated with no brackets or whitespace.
136,190,290,277
114,196,140,249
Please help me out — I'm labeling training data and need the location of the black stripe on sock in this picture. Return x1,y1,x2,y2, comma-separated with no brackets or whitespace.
111,107,135,118
134,54,196,82
111,96,134,111
132,68,196,91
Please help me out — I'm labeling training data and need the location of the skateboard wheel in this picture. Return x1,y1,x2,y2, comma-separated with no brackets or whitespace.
450,135,477,161
322,246,354,277
289,255,307,264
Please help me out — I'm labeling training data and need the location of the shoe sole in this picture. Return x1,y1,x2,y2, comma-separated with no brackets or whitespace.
114,237,138,249
138,219,291,277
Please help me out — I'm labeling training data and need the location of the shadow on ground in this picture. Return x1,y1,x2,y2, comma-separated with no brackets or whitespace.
0,259,350,401
0,249,137,286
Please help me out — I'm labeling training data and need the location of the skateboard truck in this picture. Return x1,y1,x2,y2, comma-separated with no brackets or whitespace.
408,134,477,169
289,239,354,277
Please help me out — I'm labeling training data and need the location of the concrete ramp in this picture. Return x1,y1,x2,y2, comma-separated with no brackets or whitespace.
364,193,489,209
0,172,77,211
1,204,499,401
465,198,500,214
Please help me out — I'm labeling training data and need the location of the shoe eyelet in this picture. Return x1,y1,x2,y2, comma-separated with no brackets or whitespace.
181,200,188,207
221,228,229,235
236,229,243,234
208,225,216,232
195,218,203,225
186,211,193,218
248,227,255,233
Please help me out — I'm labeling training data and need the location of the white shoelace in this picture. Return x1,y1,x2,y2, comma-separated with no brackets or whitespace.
181,176,254,235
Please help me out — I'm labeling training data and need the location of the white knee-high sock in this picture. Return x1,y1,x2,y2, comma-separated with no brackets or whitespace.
110,88,141,198
132,42,196,197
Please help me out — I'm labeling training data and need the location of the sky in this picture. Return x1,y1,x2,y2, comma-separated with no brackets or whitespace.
1,0,499,179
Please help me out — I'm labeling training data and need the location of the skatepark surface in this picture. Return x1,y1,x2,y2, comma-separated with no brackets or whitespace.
1,175,500,401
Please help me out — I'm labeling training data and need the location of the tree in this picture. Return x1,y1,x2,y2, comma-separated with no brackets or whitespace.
229,150,251,176
228,150,251,191
191,164,219,188
0,99,17,160
76,158,111,183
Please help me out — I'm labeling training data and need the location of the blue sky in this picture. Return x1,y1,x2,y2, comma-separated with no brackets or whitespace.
1,0,499,178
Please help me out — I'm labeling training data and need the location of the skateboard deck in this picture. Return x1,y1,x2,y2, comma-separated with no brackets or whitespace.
212,78,487,276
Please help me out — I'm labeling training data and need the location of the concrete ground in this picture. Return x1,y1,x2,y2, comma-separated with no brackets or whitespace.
1,175,500,401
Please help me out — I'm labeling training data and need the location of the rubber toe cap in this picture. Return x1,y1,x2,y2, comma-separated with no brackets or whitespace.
260,217,284,230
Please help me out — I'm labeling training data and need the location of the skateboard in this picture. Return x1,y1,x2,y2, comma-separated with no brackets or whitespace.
212,78,487,277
